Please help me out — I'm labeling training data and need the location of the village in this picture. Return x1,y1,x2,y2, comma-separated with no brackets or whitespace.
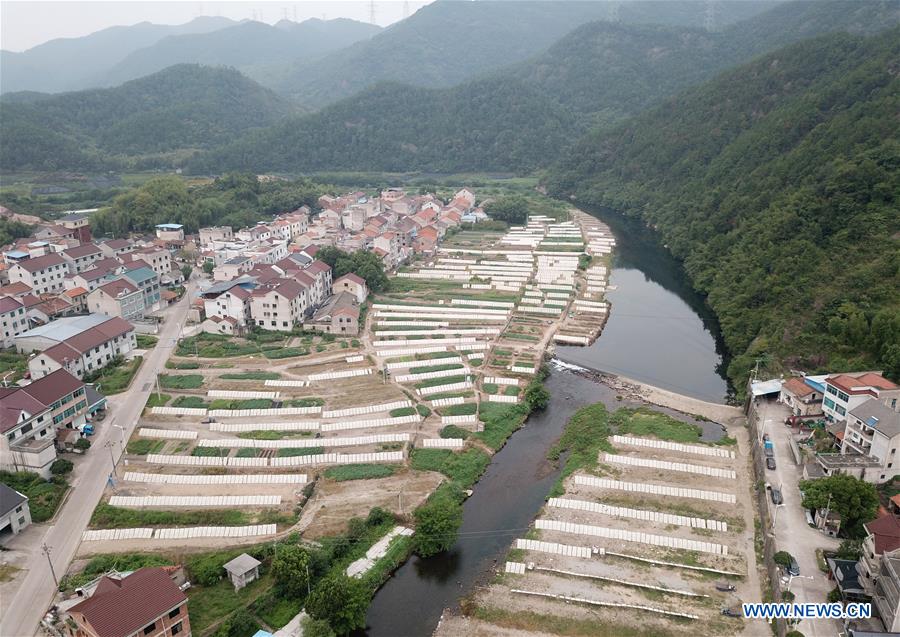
1,182,899,637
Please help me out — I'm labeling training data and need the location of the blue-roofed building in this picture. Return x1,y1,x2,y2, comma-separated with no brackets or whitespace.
2,250,30,265
123,265,161,309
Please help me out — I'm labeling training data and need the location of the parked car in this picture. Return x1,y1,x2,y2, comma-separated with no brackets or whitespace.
787,556,800,576
764,447,774,458
766,457,776,470
721,605,742,618
770,488,783,505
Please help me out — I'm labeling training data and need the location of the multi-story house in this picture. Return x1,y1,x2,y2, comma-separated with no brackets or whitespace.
873,549,900,632
65,258,125,293
0,296,28,347
15,314,137,380
859,515,900,597
235,225,271,243
57,212,92,243
823,372,900,422
202,282,253,326
249,279,307,331
841,399,900,483
333,273,368,304
98,238,133,259
129,247,172,279
123,264,161,310
214,256,254,282
61,243,104,274
304,260,332,306
0,369,89,477
66,567,191,637
87,278,145,320
155,223,185,241
8,253,70,295
199,226,234,246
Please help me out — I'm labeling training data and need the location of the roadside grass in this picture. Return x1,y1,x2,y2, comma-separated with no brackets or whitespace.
88,356,143,394
90,504,248,528
144,393,171,409
410,448,490,490
324,464,397,481
126,439,165,455
219,371,281,380
158,374,204,390
135,334,158,349
59,553,172,592
264,347,310,359
166,360,201,369
547,403,613,497
0,470,67,522
0,349,28,384
172,396,209,409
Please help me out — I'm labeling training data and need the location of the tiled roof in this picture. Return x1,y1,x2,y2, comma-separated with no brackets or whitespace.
0,369,84,432
98,278,139,297
828,372,898,395
865,514,900,555
783,377,815,398
63,243,101,259
335,273,365,286
69,567,187,637
14,253,66,273
64,287,88,297
0,296,23,313
0,282,33,296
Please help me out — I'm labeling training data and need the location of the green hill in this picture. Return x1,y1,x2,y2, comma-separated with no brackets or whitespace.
0,65,299,171
272,0,776,107
546,28,900,389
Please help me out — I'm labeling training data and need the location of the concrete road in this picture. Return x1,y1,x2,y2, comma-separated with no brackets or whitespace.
757,399,841,637
0,283,195,637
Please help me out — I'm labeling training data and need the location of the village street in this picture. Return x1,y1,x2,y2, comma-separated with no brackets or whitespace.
0,282,196,637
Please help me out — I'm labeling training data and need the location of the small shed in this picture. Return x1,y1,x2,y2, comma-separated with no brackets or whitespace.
223,553,261,591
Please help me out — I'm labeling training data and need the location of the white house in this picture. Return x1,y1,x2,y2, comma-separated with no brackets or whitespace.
823,372,900,422
332,273,368,304
8,253,70,295
841,399,900,483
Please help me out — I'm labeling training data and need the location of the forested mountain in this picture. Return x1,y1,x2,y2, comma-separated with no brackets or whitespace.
0,65,298,171
188,0,899,175
188,77,575,174
546,28,900,387
271,0,777,107
98,18,381,89
0,16,234,94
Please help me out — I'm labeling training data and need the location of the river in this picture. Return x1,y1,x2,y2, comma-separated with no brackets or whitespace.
356,206,731,636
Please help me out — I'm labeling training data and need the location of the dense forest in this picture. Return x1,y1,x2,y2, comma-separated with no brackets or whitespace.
89,174,326,236
186,0,900,175
546,28,900,387
0,65,298,171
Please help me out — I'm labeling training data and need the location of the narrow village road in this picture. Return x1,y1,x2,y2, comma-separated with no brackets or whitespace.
0,282,196,637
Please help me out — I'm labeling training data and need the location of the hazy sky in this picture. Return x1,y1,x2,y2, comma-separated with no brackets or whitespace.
1,1,432,52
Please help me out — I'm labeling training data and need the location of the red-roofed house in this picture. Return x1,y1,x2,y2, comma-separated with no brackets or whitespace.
61,243,104,273
860,514,900,595
333,273,368,304
66,567,190,637
824,372,900,422
249,278,308,332
304,260,332,305
780,377,823,417
413,226,439,253
8,253,70,294
87,277,145,320
0,369,88,477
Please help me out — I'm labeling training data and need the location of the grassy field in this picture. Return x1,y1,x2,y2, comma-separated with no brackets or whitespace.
410,448,490,489
89,504,248,528
611,407,705,444
219,371,281,380
172,396,209,409
158,374,204,390
88,356,143,394
0,471,68,522
126,439,165,455
324,464,397,481
135,334,158,349
0,350,29,384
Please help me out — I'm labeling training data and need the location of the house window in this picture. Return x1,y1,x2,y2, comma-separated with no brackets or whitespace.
827,386,838,396
143,622,156,634
168,608,180,619
172,622,183,635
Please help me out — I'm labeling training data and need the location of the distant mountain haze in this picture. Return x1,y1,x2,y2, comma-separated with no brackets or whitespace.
0,16,235,94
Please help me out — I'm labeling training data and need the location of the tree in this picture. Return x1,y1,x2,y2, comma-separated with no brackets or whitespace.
800,474,879,538
413,483,464,557
774,551,793,569
202,260,214,275
316,246,388,292
836,538,863,561
74,438,91,451
485,195,529,224
305,574,369,635
271,544,311,598
50,459,74,476
301,617,335,637
180,264,192,281
524,381,550,411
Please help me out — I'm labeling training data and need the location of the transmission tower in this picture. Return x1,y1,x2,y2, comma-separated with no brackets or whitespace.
369,0,377,25
704,1,718,32
403,1,411,20
608,2,620,23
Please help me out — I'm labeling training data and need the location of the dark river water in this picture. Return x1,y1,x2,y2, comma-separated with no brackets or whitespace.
356,206,730,636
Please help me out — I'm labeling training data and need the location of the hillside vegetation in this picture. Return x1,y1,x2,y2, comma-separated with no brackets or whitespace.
0,65,298,171
546,29,900,389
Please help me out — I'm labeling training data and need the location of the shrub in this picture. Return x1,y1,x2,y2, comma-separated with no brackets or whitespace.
389,407,416,417
306,574,370,635
50,459,74,476
75,438,91,451
413,482,465,557
416,404,431,417
301,617,335,637
774,551,794,569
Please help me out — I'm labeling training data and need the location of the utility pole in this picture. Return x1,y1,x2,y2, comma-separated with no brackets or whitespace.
104,440,116,473
41,543,59,588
